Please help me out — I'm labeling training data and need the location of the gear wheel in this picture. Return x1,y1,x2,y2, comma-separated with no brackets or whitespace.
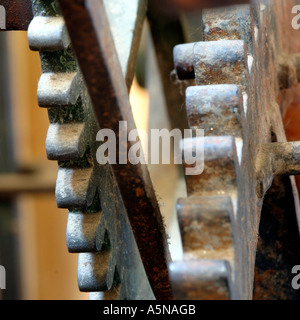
27,0,300,300
28,0,155,300
169,1,300,300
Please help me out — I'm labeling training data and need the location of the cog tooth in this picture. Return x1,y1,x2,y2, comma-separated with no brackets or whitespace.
202,5,254,54
173,42,196,80
169,260,232,300
193,40,248,89
28,16,71,52
37,72,81,107
186,84,244,137
46,122,87,160
77,252,110,292
177,196,235,263
181,136,239,196
66,211,102,253
89,286,120,300
55,167,96,209
89,292,103,300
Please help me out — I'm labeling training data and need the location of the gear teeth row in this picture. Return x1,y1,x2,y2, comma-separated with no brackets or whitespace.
77,239,119,293
170,4,254,300
28,1,120,298
66,207,120,294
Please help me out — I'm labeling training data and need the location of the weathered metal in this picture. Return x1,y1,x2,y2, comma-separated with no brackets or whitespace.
1,0,33,31
169,1,300,300
29,0,153,301
185,85,244,137
18,0,300,300
55,0,172,300
177,196,235,262
169,260,232,300
28,16,70,51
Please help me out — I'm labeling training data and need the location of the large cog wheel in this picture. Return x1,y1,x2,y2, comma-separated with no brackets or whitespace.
169,1,300,300
28,0,155,300
27,0,300,300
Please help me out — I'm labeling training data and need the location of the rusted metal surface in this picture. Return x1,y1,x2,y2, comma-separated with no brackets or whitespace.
169,1,300,300
177,196,234,262
182,136,238,196
1,0,33,31
256,141,300,197
186,85,243,137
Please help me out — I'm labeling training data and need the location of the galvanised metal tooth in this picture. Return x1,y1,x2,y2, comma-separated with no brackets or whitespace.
66,211,102,253
55,167,96,209
28,16,70,51
177,196,235,263
181,136,239,197
46,122,87,160
77,252,111,292
169,260,232,300
37,72,81,107
186,84,244,137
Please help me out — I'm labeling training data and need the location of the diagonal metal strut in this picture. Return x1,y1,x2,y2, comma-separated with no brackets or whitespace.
57,0,173,300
